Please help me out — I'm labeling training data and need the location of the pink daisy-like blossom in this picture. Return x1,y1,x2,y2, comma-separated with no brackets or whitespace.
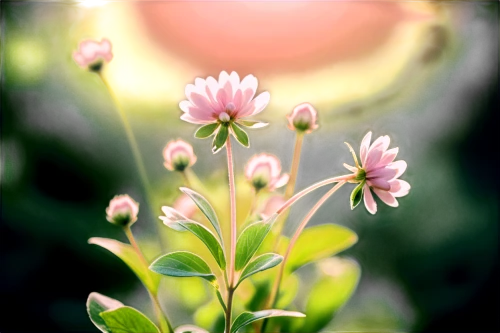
245,153,289,192
106,194,139,226
286,102,319,134
73,38,113,71
179,71,270,153
163,139,197,172
344,131,410,214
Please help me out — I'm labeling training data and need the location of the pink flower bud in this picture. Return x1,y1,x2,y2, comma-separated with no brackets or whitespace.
260,195,286,219
245,153,289,192
172,194,198,220
105,194,139,227
163,139,197,172
73,38,113,71
286,103,319,134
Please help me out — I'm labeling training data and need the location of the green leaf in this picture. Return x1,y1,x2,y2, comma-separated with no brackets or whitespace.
212,123,229,153
237,120,269,129
301,258,360,332
230,310,305,333
87,292,124,333
100,306,159,333
350,181,365,210
149,251,217,286
235,213,278,271
174,325,209,333
237,253,283,287
287,224,358,273
230,122,249,147
88,238,160,294
195,123,219,139
176,220,226,270
180,187,224,244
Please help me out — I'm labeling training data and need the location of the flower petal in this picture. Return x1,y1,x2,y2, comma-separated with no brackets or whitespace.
364,147,383,170
273,174,289,189
373,188,399,207
367,167,397,180
180,113,212,124
367,178,391,191
389,160,407,179
377,147,399,167
390,179,411,197
363,184,377,214
179,100,192,113
240,91,270,117
360,131,372,165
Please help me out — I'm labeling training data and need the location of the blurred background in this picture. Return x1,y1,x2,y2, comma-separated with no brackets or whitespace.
1,0,498,332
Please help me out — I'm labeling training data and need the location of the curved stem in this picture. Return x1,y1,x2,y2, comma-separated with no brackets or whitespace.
284,133,304,199
123,227,173,333
261,181,346,333
225,138,237,332
98,73,165,251
180,170,192,188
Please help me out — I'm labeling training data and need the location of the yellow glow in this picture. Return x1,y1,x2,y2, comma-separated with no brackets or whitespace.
7,38,47,83
78,0,107,8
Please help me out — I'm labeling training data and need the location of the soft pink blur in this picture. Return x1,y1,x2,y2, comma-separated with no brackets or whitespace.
73,38,113,68
245,153,289,192
105,194,139,224
163,139,197,171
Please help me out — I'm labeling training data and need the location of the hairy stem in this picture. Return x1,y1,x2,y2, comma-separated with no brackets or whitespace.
98,73,165,251
124,227,173,333
226,138,237,332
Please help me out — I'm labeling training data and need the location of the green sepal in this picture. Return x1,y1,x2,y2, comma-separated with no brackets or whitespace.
350,181,365,210
238,120,269,129
212,123,229,153
195,123,219,139
230,122,249,148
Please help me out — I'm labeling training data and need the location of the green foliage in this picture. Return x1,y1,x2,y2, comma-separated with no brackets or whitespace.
212,123,229,153
100,306,159,333
237,253,283,287
350,181,365,210
238,120,269,129
149,251,217,286
180,187,224,244
174,325,209,333
230,122,249,147
194,298,225,332
230,310,305,333
287,224,358,273
88,237,160,294
87,292,124,333
195,123,219,139
235,214,278,271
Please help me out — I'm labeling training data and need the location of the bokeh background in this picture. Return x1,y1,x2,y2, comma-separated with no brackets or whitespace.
1,0,498,332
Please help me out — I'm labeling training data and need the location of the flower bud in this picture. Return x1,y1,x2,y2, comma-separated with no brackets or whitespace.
245,153,289,192
106,194,139,227
73,38,113,72
163,139,197,172
286,103,319,134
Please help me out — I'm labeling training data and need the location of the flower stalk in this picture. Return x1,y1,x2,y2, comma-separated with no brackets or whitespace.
226,137,237,332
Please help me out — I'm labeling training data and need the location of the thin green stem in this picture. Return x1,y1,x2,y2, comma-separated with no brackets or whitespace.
180,170,192,188
261,181,346,333
285,133,304,199
98,73,165,251
225,137,237,333
123,227,173,333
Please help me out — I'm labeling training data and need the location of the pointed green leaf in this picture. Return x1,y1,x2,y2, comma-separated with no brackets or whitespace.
237,120,269,129
88,238,160,294
231,310,305,333
100,306,159,333
180,187,224,244
350,181,365,210
212,124,229,153
230,122,249,147
287,224,358,273
195,123,219,139
87,292,124,333
174,325,209,333
174,220,226,270
235,214,278,271
149,251,217,286
237,253,283,287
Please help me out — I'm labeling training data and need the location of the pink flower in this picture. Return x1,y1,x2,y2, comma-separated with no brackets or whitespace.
245,153,289,192
286,103,319,134
73,38,113,71
173,194,198,220
179,71,270,152
260,195,286,219
344,132,410,214
105,194,139,226
163,139,197,171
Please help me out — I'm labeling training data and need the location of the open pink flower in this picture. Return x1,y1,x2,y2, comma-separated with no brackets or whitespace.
163,139,197,171
344,132,410,214
180,71,270,152
286,103,319,134
245,153,289,192
73,38,113,71
106,194,139,226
